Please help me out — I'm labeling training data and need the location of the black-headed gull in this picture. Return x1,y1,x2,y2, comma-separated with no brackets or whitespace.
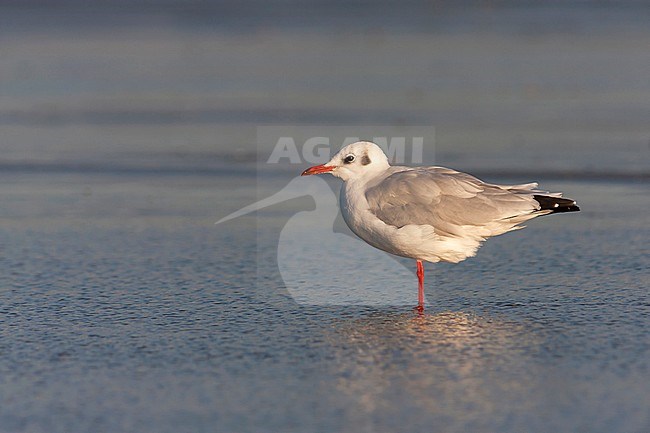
301,141,580,312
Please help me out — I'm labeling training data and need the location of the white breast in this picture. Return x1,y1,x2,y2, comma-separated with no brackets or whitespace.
339,173,506,264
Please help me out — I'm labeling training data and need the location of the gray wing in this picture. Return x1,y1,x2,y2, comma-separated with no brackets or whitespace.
365,167,543,236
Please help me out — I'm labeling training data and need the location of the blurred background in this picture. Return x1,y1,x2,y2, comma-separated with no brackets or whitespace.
2,0,649,177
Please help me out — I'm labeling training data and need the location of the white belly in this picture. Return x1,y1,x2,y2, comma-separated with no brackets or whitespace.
340,183,481,263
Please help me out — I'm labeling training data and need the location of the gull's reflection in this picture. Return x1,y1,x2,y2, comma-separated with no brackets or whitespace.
325,310,542,424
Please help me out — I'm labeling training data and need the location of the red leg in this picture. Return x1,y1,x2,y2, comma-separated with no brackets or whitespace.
415,260,425,313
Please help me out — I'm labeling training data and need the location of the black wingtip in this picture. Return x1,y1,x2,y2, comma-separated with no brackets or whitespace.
533,195,580,213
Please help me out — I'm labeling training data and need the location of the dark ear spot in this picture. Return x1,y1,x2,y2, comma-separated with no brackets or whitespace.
361,155,371,165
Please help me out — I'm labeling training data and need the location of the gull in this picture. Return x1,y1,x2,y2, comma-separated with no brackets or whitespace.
301,141,580,312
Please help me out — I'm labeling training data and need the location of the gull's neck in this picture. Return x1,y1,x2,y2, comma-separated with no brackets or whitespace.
344,165,391,196
353,159,391,182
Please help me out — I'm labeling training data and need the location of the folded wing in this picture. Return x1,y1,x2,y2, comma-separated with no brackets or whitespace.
365,167,551,240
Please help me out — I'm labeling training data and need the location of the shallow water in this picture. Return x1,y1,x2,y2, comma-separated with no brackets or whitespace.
1,171,648,433
1,2,650,432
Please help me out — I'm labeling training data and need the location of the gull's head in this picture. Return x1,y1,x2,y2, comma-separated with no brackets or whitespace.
301,141,390,182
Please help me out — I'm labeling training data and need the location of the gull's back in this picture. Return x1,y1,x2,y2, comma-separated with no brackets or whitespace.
359,165,577,263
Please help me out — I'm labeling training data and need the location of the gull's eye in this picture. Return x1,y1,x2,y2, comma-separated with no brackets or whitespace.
343,154,355,164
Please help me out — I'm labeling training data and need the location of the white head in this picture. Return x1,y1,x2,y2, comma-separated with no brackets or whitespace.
301,141,390,182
